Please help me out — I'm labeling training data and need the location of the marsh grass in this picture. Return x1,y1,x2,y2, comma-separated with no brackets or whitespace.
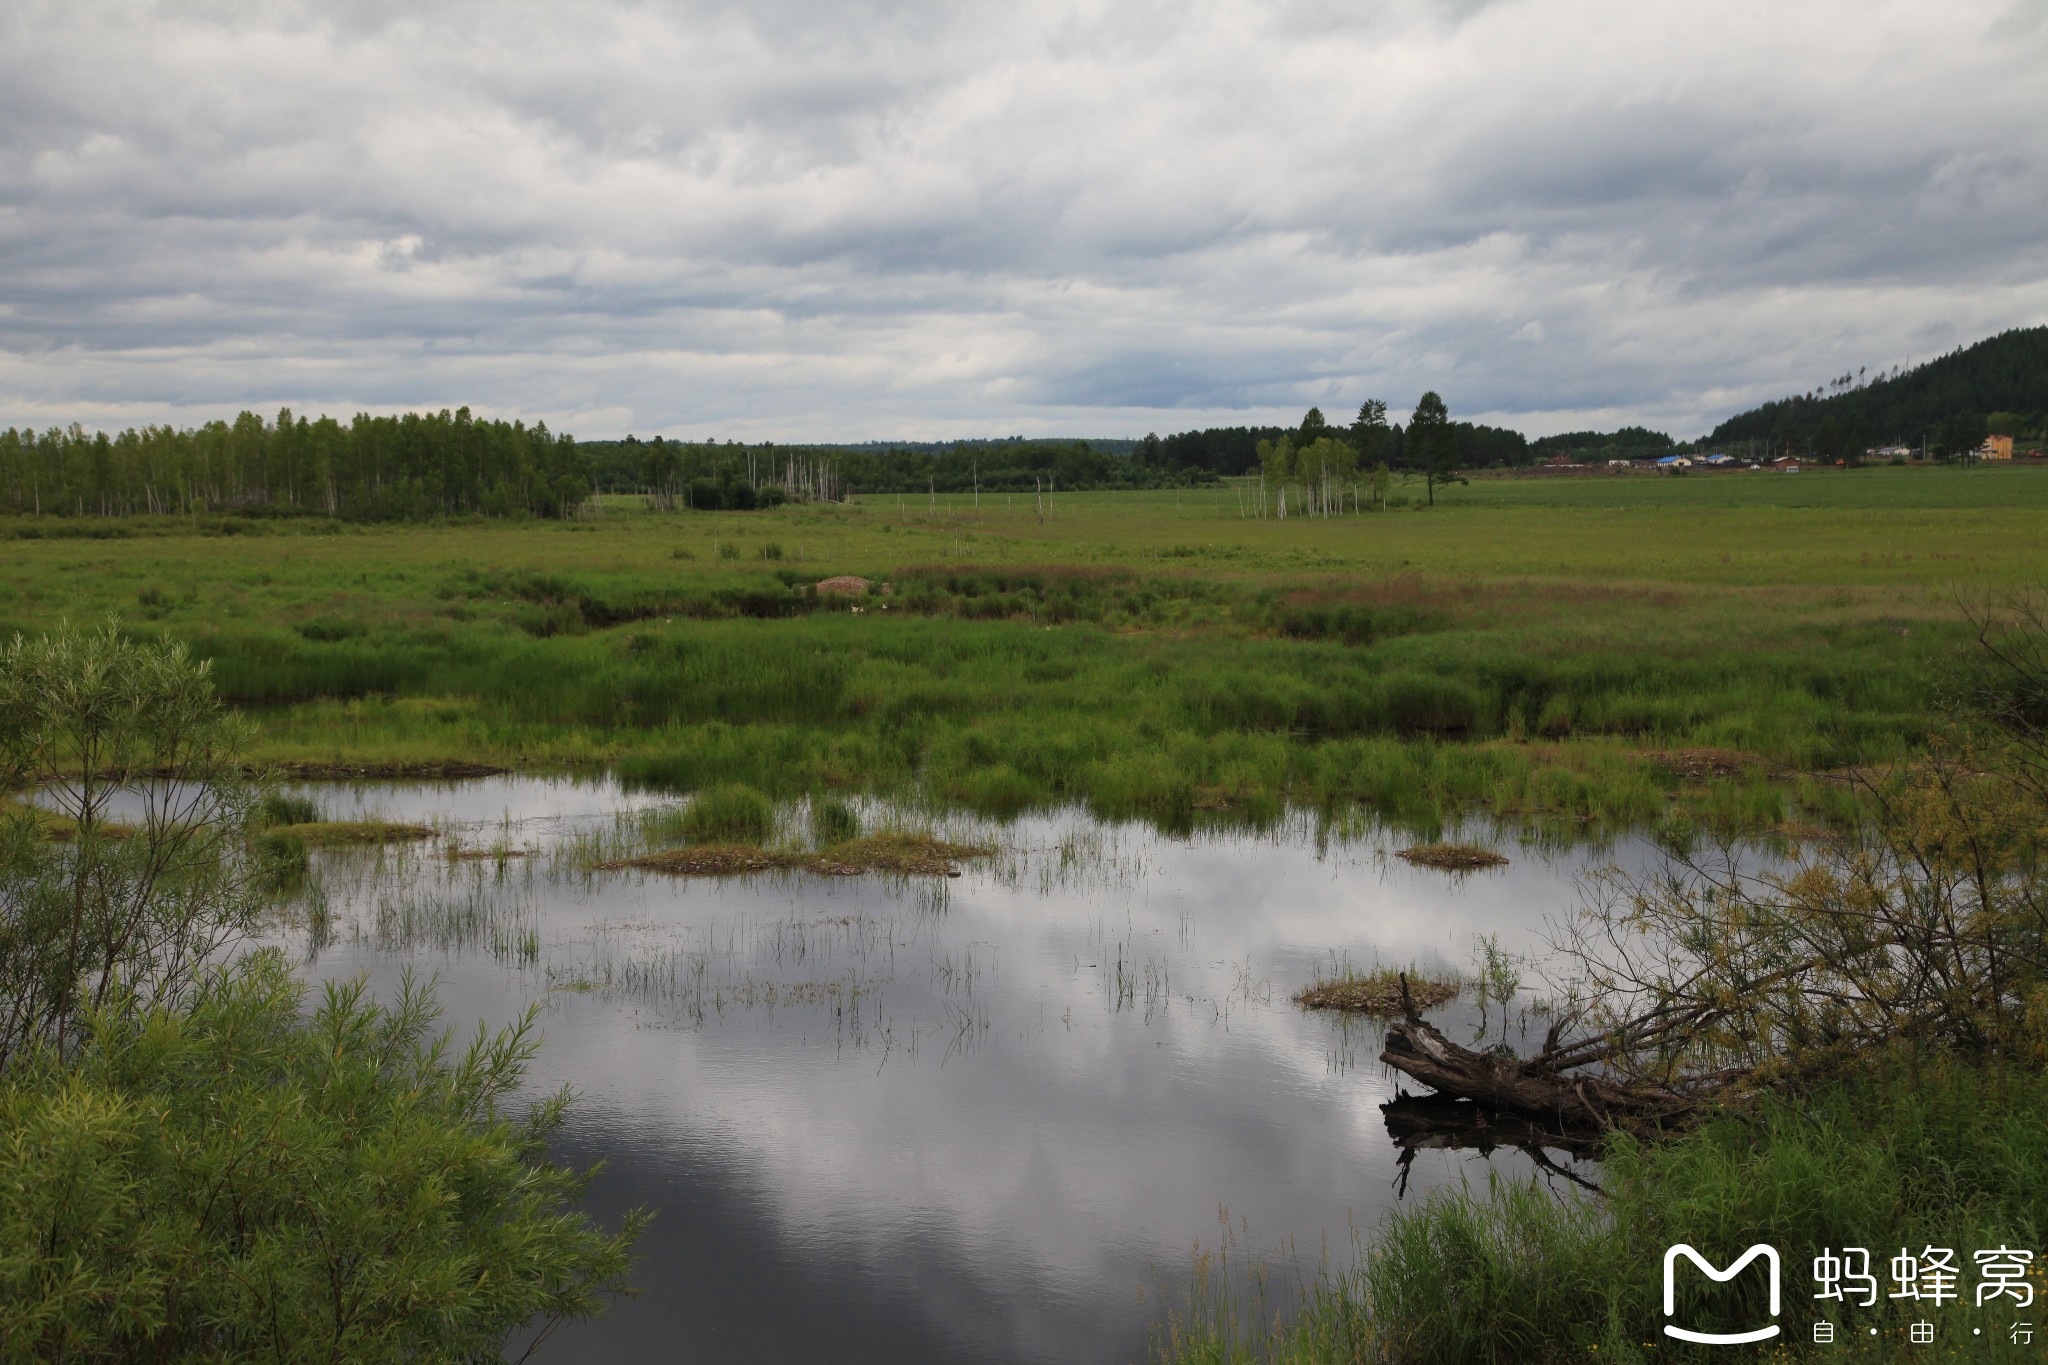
811,796,861,845
362,884,540,963
1160,1058,2048,1363
253,790,322,827
6,472,2032,835
679,784,775,843
270,820,438,845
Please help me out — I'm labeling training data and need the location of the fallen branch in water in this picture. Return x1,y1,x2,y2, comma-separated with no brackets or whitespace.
1378,972,1697,1130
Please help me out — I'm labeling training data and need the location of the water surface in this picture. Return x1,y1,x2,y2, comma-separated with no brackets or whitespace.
267,777,1655,1363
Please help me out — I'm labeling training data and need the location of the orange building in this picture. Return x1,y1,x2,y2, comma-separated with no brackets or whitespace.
1979,434,2014,460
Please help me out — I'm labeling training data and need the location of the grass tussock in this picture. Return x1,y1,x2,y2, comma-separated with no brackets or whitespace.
614,832,991,879
269,820,437,845
1396,842,1509,870
1293,967,1460,1016
2,799,136,842
254,791,322,828
678,784,774,844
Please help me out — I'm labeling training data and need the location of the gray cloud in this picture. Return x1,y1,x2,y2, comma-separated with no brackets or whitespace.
1,0,2044,439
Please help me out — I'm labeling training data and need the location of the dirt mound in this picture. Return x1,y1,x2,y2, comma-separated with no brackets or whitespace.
1397,843,1509,871
815,575,872,596
622,845,802,876
1295,971,1460,1015
613,834,992,879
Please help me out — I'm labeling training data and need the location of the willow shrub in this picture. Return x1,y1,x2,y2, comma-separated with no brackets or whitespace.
0,951,643,1362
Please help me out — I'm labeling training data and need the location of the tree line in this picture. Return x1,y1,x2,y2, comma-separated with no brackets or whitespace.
0,408,590,521
1706,325,2048,460
578,435,1211,508
2,393,1701,527
1134,403,1531,480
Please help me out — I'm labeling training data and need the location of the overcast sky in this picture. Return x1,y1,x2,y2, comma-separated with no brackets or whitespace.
2,0,2044,442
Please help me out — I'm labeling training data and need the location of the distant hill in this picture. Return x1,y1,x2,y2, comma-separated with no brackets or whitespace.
1707,326,2048,452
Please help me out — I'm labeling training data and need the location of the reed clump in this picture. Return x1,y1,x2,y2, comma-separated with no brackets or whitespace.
1396,842,1508,870
678,784,774,844
253,791,322,828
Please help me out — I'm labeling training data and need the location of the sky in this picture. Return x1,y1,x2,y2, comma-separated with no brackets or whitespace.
2,0,2045,443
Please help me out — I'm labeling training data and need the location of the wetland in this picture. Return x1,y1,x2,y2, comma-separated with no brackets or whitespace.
264,775,1661,1363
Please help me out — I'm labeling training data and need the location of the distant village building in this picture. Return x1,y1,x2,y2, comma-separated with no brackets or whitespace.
1978,435,2015,461
1870,445,1913,460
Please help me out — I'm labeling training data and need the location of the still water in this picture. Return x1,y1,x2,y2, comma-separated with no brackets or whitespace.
266,777,1651,1363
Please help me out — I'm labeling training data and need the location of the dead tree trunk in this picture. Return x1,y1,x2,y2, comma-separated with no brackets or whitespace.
1378,975,1696,1129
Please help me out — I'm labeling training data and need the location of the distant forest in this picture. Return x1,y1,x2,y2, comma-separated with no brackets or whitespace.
0,408,587,520
1126,411,1530,476
1706,326,2048,459
1527,426,1676,462
580,437,1205,507
10,327,2042,523
583,400,1535,505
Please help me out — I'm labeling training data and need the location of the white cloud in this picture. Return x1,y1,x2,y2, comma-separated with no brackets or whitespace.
1,0,2043,439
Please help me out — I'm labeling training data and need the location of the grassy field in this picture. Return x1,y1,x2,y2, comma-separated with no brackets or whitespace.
2,462,2042,834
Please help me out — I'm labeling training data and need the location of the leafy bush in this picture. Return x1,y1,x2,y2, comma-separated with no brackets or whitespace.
0,624,261,1067
0,953,642,1360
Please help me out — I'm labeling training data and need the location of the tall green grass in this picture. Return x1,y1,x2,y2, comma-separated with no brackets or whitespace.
1,474,2026,834
1161,1059,2048,1363
678,784,774,843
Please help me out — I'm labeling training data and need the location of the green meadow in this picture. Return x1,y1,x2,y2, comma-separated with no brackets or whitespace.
2,462,2041,834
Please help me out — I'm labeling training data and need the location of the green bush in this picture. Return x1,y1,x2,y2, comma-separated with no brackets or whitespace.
680,783,774,843
0,953,642,1360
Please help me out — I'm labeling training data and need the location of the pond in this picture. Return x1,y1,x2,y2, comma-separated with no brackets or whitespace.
260,776,1662,1363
